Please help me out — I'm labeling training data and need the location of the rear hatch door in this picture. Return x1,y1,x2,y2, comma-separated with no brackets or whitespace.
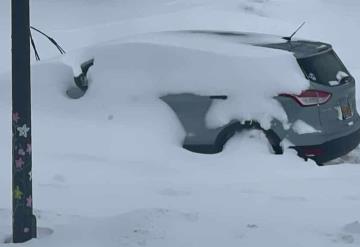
297,50,358,134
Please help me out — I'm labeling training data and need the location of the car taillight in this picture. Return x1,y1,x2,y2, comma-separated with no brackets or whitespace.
280,90,332,107
303,147,323,157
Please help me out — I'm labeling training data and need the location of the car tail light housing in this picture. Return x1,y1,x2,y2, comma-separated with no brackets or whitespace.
303,147,323,157
280,90,332,107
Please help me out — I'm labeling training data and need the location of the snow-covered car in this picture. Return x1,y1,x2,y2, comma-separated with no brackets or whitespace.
153,31,360,164
67,30,360,165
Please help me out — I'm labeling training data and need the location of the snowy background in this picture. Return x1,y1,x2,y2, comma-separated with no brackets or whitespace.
1,0,360,246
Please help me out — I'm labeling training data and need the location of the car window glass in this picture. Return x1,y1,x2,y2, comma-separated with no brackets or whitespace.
297,50,350,86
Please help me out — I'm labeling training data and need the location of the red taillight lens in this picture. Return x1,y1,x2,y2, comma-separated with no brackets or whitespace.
280,90,332,107
303,147,323,157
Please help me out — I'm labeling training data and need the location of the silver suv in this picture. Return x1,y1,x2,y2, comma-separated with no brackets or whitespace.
161,31,360,165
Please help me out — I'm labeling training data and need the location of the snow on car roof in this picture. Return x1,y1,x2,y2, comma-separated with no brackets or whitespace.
112,30,292,59
108,30,331,59
179,30,288,45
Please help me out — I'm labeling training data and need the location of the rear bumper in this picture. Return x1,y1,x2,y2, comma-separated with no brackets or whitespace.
293,125,360,164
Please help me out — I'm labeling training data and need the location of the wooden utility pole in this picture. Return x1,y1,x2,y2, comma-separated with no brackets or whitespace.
11,0,37,242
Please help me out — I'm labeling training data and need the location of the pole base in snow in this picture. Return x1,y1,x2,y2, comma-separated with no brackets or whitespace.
12,213,37,243
5,226,53,244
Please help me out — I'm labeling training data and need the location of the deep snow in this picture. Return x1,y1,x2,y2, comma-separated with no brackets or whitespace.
1,0,360,246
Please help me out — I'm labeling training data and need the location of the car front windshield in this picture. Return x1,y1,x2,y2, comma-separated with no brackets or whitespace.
297,50,350,86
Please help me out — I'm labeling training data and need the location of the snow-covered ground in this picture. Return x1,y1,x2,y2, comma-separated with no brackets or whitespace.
1,0,360,246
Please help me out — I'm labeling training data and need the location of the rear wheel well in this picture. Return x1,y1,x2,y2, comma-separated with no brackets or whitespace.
215,121,283,154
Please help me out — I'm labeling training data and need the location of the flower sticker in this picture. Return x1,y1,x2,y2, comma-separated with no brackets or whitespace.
15,158,25,169
26,196,32,207
14,186,23,200
17,124,30,138
18,149,26,156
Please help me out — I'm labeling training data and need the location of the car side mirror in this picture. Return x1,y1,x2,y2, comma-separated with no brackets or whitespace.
66,58,94,99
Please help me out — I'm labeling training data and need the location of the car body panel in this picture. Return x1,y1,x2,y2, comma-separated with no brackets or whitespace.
161,94,224,146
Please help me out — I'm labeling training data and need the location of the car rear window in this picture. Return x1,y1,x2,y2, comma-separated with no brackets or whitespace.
297,50,350,86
